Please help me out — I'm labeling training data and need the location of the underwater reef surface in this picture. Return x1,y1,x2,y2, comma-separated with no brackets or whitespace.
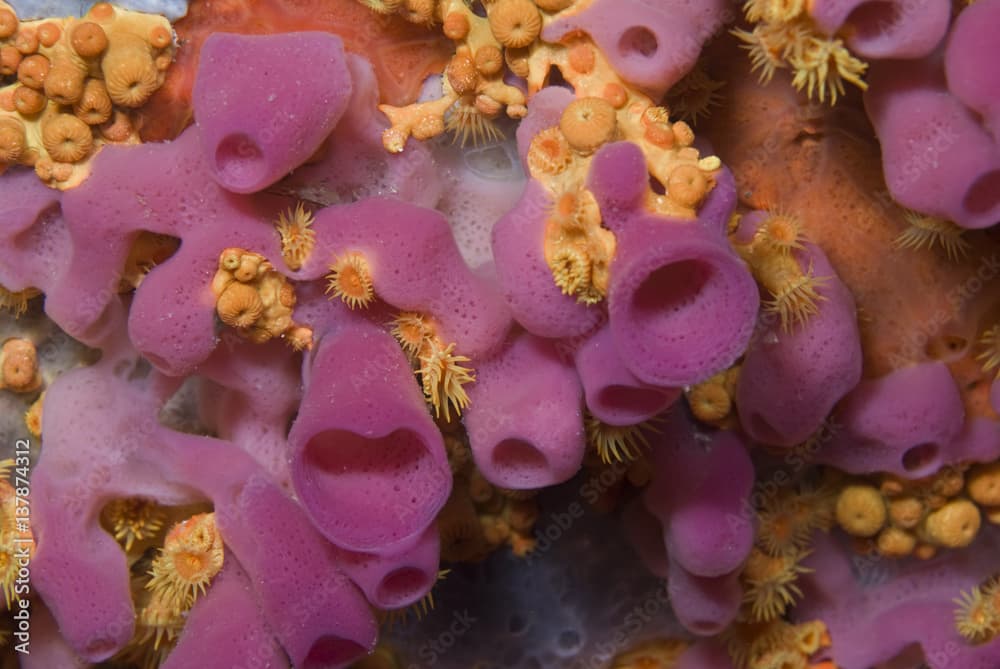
0,0,999,668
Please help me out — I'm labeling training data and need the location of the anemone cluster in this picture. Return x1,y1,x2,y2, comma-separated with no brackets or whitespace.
0,0,999,668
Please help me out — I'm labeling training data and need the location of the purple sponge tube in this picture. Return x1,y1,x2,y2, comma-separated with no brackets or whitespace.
667,556,743,637
287,321,451,553
573,320,680,426
334,525,441,610
808,0,949,59
815,362,965,476
543,0,728,96
945,0,1000,141
736,239,863,446
465,332,586,489
162,560,285,669
21,604,88,669
213,472,377,668
193,32,352,194
643,410,755,578
865,59,1000,229
305,197,512,358
31,483,135,661
588,142,759,387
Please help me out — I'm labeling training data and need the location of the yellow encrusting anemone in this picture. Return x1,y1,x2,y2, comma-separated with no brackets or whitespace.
275,202,317,271
954,580,1000,643
102,498,166,552
733,0,869,104
584,413,658,464
975,324,1000,380
893,210,971,261
146,512,224,612
326,251,375,309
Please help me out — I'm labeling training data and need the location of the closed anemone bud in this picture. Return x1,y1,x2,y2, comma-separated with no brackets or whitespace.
219,248,242,273
216,282,264,328
888,495,924,529
923,498,980,548
37,22,60,47
99,109,133,142
966,462,1000,506
505,46,530,78
71,22,108,58
535,0,574,11
149,25,172,49
603,82,628,108
0,46,21,76
1,338,40,392
17,54,50,90
442,11,469,40
402,0,436,24
474,93,502,117
102,34,159,108
13,85,46,115
234,254,262,282
877,525,916,557
44,61,87,105
74,79,113,125
41,114,93,163
489,0,542,48
687,382,731,422
560,97,617,154
835,484,886,537
672,120,695,146
446,52,478,96
667,164,709,208
474,45,503,76
0,8,17,39
14,29,38,55
0,118,27,163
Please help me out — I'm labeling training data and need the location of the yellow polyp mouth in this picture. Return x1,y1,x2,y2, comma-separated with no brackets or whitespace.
326,252,375,309
173,551,209,583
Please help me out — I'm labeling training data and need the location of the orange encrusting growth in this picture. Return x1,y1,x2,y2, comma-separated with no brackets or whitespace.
138,0,453,142
210,247,314,350
0,1,174,188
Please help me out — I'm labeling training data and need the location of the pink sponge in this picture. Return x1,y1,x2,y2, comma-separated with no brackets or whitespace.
465,331,586,489
573,320,680,426
543,0,729,96
944,0,1000,141
193,32,352,194
643,410,755,579
865,59,1000,229
162,561,285,669
816,362,965,476
589,142,759,387
736,234,863,447
333,525,441,610
288,321,451,553
808,0,949,59
667,557,743,637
